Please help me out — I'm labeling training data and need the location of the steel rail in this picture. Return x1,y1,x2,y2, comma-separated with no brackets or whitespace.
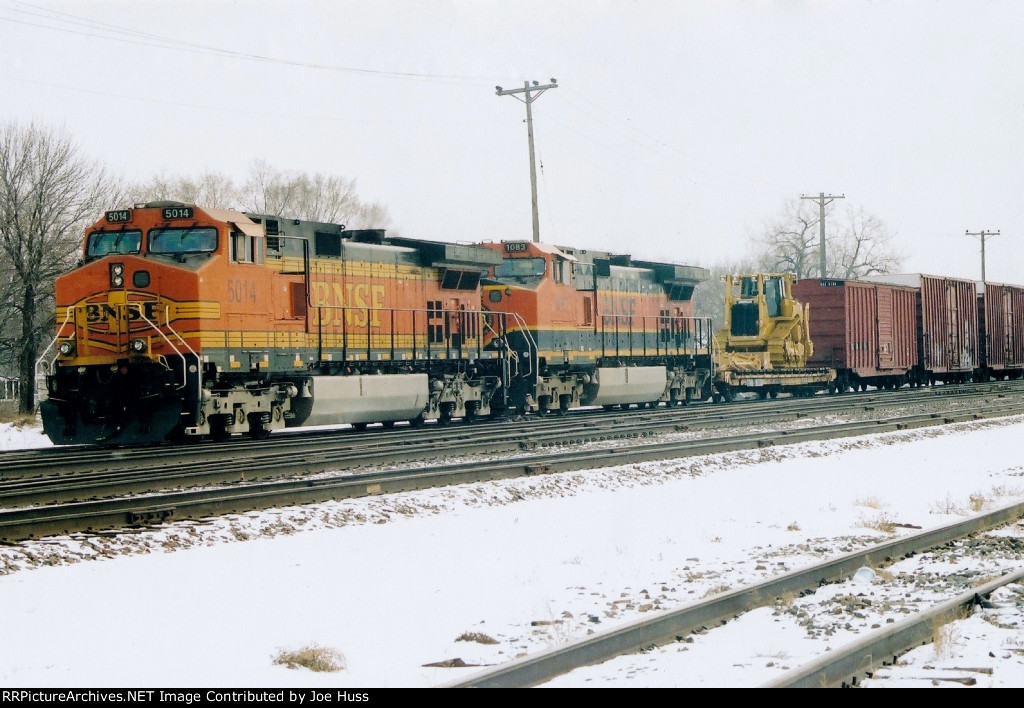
3,399,1024,541
441,501,1024,688
762,569,1024,688
5,379,1021,480
3,383,1021,502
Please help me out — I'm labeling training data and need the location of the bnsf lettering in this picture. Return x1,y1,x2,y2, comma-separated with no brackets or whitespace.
85,302,161,322
309,282,387,328
598,294,638,318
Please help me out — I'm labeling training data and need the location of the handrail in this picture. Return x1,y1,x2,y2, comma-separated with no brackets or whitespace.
34,307,74,388
129,303,199,392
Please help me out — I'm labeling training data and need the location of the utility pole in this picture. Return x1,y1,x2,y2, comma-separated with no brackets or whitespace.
801,192,845,277
496,79,558,243
965,229,1000,284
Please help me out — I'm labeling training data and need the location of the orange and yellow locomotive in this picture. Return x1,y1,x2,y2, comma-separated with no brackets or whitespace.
38,202,712,445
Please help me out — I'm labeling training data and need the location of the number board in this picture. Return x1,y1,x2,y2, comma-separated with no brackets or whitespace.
105,210,132,223
504,242,529,252
818,279,844,287
162,206,194,220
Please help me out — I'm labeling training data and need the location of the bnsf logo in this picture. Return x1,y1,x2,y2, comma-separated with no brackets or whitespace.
85,301,162,323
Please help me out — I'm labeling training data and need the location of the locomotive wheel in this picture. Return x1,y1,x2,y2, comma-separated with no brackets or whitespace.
248,413,271,440
352,422,368,431
381,420,396,429
409,413,425,428
558,395,571,415
438,406,453,426
463,402,478,424
209,416,230,442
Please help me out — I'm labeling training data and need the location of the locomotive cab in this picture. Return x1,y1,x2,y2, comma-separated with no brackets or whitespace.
481,240,712,414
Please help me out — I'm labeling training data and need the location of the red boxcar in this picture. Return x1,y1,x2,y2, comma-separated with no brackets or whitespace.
868,273,980,383
793,279,918,391
981,282,1024,379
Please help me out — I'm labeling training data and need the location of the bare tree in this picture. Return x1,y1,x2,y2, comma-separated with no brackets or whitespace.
130,171,238,209
134,160,392,229
239,160,391,227
753,199,823,279
827,206,903,279
0,122,118,412
754,199,902,280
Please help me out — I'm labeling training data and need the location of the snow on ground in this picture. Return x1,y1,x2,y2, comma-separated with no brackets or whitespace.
1,416,1023,687
0,420,52,450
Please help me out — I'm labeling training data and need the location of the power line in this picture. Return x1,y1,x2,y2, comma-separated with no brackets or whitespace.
0,1,503,85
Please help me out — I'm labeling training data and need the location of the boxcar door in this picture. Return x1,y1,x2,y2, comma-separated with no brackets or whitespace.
946,280,961,368
876,287,895,368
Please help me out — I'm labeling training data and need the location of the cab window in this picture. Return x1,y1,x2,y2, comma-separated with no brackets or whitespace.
149,227,218,254
494,257,545,278
86,230,142,258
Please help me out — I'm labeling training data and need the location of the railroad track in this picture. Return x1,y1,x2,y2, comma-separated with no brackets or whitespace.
442,502,1024,688
3,386,1024,542
5,380,1021,481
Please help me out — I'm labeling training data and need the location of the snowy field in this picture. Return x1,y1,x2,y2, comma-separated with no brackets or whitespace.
1,416,1023,687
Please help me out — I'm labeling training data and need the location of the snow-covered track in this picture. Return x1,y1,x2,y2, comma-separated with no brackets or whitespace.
443,502,1024,688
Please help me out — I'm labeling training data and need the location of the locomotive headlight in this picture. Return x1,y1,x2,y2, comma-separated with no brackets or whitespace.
110,263,125,287
58,340,75,356
129,338,147,353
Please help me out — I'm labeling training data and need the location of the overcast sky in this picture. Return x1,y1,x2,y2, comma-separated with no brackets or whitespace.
2,1,1022,283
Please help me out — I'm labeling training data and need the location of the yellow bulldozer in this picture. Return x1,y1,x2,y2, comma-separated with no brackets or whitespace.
712,273,834,401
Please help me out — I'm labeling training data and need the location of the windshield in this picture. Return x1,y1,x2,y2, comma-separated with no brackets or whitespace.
86,230,142,258
149,227,218,255
494,257,546,278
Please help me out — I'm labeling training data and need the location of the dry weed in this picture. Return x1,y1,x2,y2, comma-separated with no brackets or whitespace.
456,631,499,645
930,495,965,515
272,644,346,672
854,496,886,510
857,513,896,534
930,616,965,659
0,412,36,428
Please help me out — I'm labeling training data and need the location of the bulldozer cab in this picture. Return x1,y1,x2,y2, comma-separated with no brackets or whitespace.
717,273,813,369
